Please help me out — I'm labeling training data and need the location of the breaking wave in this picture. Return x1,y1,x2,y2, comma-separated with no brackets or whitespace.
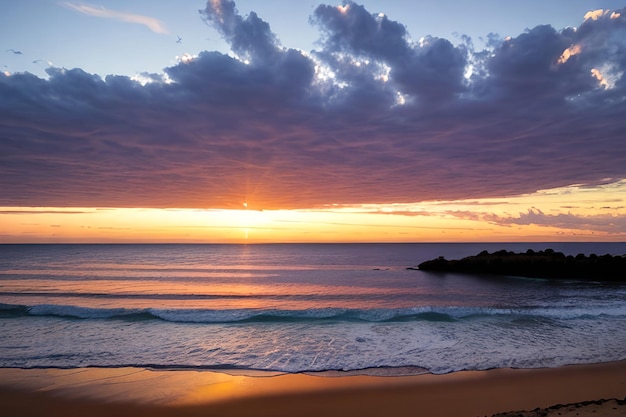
2,302,624,324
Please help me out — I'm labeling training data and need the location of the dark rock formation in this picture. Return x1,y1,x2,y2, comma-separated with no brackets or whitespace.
412,249,626,282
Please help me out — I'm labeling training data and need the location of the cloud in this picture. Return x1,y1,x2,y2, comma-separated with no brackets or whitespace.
444,208,626,234
584,9,609,21
311,2,467,102
485,208,626,234
0,210,90,214
276,218,478,231
200,0,279,63
1,1,626,210
63,2,168,34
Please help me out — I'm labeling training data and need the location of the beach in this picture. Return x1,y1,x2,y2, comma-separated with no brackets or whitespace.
1,361,625,417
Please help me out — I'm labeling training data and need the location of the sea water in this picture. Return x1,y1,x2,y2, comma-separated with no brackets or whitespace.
1,243,625,375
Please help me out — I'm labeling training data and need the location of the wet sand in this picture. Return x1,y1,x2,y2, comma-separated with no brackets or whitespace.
1,361,625,417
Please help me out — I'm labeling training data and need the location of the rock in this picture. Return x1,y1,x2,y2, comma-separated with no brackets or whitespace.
413,250,626,282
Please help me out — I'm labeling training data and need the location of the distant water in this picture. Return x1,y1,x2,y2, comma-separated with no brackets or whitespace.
1,243,625,375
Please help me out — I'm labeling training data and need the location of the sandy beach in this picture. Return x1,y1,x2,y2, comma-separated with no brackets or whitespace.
1,361,625,417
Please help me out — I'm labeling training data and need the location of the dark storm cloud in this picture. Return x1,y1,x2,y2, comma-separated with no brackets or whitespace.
1,1,626,209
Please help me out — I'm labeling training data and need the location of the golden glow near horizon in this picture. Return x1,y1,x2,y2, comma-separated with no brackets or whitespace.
1,180,625,243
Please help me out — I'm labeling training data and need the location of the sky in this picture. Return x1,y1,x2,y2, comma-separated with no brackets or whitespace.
1,0,626,243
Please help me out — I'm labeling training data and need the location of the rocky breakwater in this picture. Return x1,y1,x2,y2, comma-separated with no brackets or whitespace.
412,249,626,282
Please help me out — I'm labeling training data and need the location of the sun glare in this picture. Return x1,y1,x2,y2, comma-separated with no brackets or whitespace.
237,208,268,229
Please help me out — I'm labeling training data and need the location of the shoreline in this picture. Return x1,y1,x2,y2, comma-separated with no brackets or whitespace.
1,361,625,416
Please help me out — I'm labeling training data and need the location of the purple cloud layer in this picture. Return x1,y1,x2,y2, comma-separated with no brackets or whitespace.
1,1,625,209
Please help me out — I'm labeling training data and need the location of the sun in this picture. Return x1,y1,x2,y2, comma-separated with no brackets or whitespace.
232,202,270,239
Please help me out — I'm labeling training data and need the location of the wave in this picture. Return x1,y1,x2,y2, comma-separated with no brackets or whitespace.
1,302,625,324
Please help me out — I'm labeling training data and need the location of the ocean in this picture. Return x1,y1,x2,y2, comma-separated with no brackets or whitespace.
1,243,625,375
